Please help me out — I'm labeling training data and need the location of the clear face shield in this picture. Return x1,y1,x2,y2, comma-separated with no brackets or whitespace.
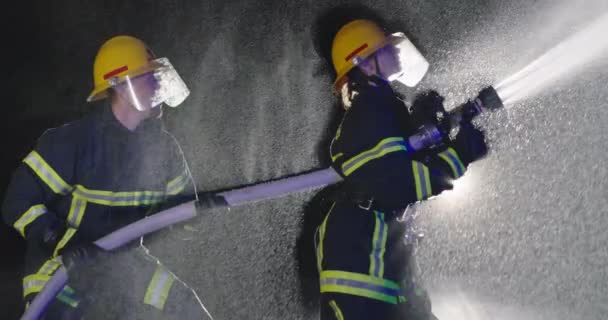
384,33,430,87
109,57,190,112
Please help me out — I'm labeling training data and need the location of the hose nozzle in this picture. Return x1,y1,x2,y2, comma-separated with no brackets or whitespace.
476,86,504,111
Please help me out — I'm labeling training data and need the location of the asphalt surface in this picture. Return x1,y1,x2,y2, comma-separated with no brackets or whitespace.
3,0,608,319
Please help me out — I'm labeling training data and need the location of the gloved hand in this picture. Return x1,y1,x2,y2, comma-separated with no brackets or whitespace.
410,90,447,128
453,121,488,164
61,242,105,272
196,192,228,211
40,218,67,251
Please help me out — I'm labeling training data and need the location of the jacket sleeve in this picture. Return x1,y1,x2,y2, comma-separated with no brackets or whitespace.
2,129,75,243
332,100,456,208
425,120,488,182
162,131,196,200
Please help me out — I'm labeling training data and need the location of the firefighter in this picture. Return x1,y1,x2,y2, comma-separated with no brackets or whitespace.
2,35,206,319
315,20,494,319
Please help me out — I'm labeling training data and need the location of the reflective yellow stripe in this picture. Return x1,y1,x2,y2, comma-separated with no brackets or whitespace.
437,147,465,178
316,202,336,273
331,153,344,162
23,151,72,195
320,270,401,304
73,185,166,207
53,228,77,257
13,204,47,237
329,300,345,320
166,172,189,196
23,274,50,297
56,291,79,308
144,264,175,310
412,161,431,200
342,137,407,176
369,211,387,278
67,195,87,228
335,125,343,140
37,257,62,276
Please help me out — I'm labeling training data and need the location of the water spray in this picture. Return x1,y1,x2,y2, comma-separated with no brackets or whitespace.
20,85,503,320
495,12,608,106
22,11,608,320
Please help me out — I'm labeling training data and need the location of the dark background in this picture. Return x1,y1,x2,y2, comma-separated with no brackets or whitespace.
3,0,608,319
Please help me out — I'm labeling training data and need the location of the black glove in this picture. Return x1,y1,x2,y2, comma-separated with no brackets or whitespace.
196,193,228,212
410,90,448,128
61,242,105,272
40,218,67,251
453,122,488,164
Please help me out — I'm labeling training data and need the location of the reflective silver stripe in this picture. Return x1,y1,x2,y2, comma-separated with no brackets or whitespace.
342,138,407,176
38,258,61,276
23,151,72,195
412,161,431,200
67,196,87,228
13,205,47,237
144,265,175,310
53,228,78,257
166,173,189,195
438,147,465,178
73,185,166,206
415,162,428,198
23,279,46,294
23,274,50,297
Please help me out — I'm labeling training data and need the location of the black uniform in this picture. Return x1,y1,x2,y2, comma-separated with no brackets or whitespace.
316,79,487,320
2,105,205,319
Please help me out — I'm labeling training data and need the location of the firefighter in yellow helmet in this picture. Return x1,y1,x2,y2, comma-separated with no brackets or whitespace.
2,35,208,319
315,19,490,319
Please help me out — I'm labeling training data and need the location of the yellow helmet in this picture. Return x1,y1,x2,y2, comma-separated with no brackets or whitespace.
331,20,389,93
87,35,156,102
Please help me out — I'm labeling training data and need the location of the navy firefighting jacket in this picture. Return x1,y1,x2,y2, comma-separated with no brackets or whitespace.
2,105,191,300
330,80,486,209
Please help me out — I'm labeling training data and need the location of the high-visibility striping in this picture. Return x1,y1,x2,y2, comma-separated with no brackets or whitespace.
331,153,344,162
37,257,61,276
103,65,129,80
56,292,79,308
320,270,401,304
437,147,465,178
166,172,189,196
144,264,175,311
412,161,431,200
345,43,369,62
329,300,345,320
53,228,77,257
342,137,407,176
73,185,166,207
56,286,79,308
23,151,72,195
316,202,336,273
67,195,87,228
369,211,388,278
23,274,50,297
13,204,47,238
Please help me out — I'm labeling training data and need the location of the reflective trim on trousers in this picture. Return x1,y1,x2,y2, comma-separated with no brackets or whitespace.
144,264,175,311
369,211,388,278
320,270,401,304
